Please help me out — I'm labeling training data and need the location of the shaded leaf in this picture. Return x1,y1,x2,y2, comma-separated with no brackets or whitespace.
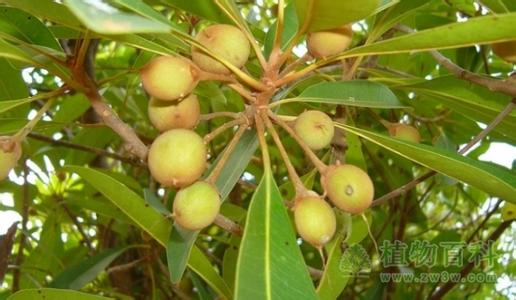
8,289,112,300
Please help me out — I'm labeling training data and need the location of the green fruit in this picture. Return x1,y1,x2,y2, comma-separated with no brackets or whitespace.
192,24,250,74
140,56,199,101
307,24,353,58
294,196,336,247
0,137,21,181
173,181,221,230
148,94,200,132
389,124,421,143
294,110,334,150
492,40,516,63
148,129,206,188
322,164,374,214
501,202,516,221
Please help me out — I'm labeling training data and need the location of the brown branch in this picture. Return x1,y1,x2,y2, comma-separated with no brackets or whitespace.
428,220,513,300
12,162,29,292
27,133,145,166
214,214,243,236
395,24,516,97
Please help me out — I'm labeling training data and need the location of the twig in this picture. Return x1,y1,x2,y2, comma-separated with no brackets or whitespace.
264,116,307,196
203,118,246,144
213,214,243,236
395,24,516,97
205,124,248,184
428,220,513,300
268,111,327,173
106,258,146,274
12,161,29,292
465,199,503,244
227,83,256,103
88,91,149,160
200,112,241,121
27,133,145,166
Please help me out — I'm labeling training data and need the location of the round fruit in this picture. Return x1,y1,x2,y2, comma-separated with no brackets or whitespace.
389,124,421,143
307,24,353,58
147,129,206,188
501,202,516,221
173,181,221,230
0,137,21,181
322,164,374,214
492,40,516,63
148,94,200,132
294,110,335,150
140,56,199,101
294,196,336,247
192,24,250,74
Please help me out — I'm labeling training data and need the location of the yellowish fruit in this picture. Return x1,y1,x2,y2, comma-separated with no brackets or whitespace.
173,181,220,230
492,40,516,63
148,94,200,132
192,24,250,74
0,137,21,181
501,202,516,221
389,124,421,143
307,24,353,58
148,129,206,188
294,196,336,247
322,164,374,214
294,110,335,150
140,56,199,101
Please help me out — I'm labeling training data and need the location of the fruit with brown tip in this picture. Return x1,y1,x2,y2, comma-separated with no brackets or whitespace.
192,24,250,74
148,94,200,132
140,56,199,101
173,181,220,230
389,124,421,143
321,164,374,214
307,24,353,58
294,110,335,150
147,129,206,188
491,40,516,63
0,137,21,181
294,196,336,247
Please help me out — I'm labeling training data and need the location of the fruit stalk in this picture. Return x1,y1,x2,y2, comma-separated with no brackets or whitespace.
204,118,247,144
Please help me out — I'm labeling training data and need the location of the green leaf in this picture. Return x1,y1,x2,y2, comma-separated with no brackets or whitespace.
0,7,61,50
160,0,230,23
234,168,317,300
114,0,172,25
335,123,516,203
294,0,381,32
62,166,231,299
64,0,171,34
167,129,258,283
0,0,82,29
339,13,516,59
0,59,28,101
50,246,132,289
264,4,299,58
8,289,112,300
274,80,405,108
371,0,430,39
479,0,509,13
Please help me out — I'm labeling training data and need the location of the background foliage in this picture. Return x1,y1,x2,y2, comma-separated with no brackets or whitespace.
0,0,514,299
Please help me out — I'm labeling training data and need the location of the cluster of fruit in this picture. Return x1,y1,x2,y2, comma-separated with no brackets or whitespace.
142,24,252,231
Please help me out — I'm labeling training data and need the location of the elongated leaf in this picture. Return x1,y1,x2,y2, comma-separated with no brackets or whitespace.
62,166,231,299
8,289,112,300
264,4,299,58
50,246,131,289
64,0,171,34
275,80,405,108
0,7,61,50
338,13,516,59
371,0,430,39
335,124,516,203
234,168,317,300
294,0,381,32
168,129,258,282
0,0,82,29
114,0,172,25
0,59,28,101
